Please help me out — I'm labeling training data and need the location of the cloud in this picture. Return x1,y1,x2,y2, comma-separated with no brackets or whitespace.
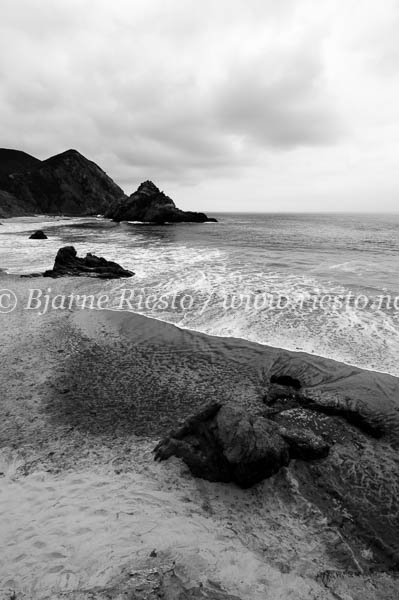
0,0,344,189
215,47,341,147
2,0,399,210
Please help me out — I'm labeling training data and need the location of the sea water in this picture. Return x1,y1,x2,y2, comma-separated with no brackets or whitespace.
1,212,399,375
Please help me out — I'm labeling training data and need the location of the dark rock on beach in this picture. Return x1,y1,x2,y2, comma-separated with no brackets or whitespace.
0,148,126,217
29,230,48,239
154,359,398,518
278,424,330,460
154,402,331,488
43,246,134,279
105,180,217,223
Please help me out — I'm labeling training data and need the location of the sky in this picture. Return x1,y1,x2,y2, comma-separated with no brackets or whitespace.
1,0,399,212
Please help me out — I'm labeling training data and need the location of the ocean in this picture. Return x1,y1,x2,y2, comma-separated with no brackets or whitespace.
1,212,399,375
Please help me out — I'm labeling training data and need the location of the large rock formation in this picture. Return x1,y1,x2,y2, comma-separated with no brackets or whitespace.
0,149,215,222
0,148,126,217
105,180,217,223
154,401,329,488
42,246,134,279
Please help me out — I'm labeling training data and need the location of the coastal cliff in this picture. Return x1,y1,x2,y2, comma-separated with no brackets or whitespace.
0,148,126,217
0,150,216,223
105,180,217,223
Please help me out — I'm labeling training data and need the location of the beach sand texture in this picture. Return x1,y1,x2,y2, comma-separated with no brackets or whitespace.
1,277,399,599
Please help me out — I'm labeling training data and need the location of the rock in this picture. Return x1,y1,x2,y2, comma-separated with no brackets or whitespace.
0,148,126,217
265,384,385,439
154,403,291,488
296,391,386,438
154,401,333,487
29,230,47,239
105,180,217,223
154,402,233,483
42,246,134,279
216,405,291,487
277,424,330,460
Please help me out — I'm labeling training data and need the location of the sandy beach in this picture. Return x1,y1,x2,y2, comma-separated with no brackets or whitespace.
1,275,399,599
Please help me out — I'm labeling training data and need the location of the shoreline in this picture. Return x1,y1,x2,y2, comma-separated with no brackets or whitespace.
2,269,398,379
108,306,399,378
2,211,399,378
1,274,399,441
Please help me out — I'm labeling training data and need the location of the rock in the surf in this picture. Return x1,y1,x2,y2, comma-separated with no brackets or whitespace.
105,180,217,223
29,230,47,239
43,245,134,279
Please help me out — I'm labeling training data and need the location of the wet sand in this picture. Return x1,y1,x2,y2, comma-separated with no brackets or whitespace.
1,276,399,599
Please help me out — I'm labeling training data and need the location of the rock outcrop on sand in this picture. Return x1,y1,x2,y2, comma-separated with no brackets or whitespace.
42,246,134,279
29,230,48,239
155,372,392,490
105,180,217,223
150,345,399,571
0,148,126,217
154,400,329,488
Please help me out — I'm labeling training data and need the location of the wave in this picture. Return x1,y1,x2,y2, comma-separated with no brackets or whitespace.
2,215,399,375
105,261,399,376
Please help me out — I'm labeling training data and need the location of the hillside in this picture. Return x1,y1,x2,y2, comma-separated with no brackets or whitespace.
0,149,126,217
0,190,31,219
0,148,42,178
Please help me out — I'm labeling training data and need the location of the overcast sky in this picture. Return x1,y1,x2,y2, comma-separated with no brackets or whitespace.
1,0,399,212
